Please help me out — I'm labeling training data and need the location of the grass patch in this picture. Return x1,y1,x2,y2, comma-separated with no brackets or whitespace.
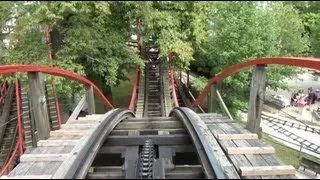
261,133,320,169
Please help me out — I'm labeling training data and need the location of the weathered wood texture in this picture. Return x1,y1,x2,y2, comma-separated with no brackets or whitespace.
4,114,104,178
199,113,296,179
85,86,95,115
28,72,51,140
189,112,240,179
208,85,217,113
246,65,267,138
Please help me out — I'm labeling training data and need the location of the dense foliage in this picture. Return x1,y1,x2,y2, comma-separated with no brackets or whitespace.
0,1,318,112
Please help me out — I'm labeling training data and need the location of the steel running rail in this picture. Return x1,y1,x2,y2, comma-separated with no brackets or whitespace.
54,109,134,179
0,81,24,176
170,107,227,179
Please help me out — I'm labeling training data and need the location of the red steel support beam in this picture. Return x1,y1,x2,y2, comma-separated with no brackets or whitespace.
170,66,179,107
193,57,320,107
0,65,114,109
128,65,139,111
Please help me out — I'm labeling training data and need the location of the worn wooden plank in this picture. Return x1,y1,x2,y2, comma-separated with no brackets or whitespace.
217,134,258,140
218,122,286,179
207,124,260,179
110,129,186,136
240,166,295,176
192,113,240,179
41,162,63,175
20,154,69,162
1,175,52,179
61,124,96,130
7,162,36,176
24,162,55,175
227,147,275,155
48,135,83,140
66,119,101,124
37,139,79,146
50,130,88,136
227,122,296,179
104,134,191,146
28,72,51,140
124,117,176,122
208,124,262,179
114,121,182,130
98,145,196,154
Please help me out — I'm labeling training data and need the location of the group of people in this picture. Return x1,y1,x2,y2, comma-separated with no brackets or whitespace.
290,87,320,107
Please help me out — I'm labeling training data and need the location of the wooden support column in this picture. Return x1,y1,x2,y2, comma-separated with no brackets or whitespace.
28,72,50,140
86,86,95,115
246,65,267,138
208,84,217,113
187,71,190,87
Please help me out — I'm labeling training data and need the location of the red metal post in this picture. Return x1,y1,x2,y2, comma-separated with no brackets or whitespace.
128,65,139,110
15,80,23,156
170,66,179,107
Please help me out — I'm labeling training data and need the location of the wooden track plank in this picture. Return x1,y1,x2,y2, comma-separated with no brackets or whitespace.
207,124,261,179
240,166,295,176
24,162,57,175
227,147,275,155
114,121,182,130
66,119,101,124
48,135,83,140
218,123,280,179
217,133,258,140
192,114,240,179
50,130,88,136
20,154,69,162
41,162,63,175
61,124,96,130
6,162,36,176
37,139,79,146
218,123,282,179
226,122,296,179
1,175,52,179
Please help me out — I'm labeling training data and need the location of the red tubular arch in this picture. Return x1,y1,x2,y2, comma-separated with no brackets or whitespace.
0,65,114,109
193,57,320,107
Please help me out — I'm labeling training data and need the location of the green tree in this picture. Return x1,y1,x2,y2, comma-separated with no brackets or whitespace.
191,2,309,113
0,1,144,103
